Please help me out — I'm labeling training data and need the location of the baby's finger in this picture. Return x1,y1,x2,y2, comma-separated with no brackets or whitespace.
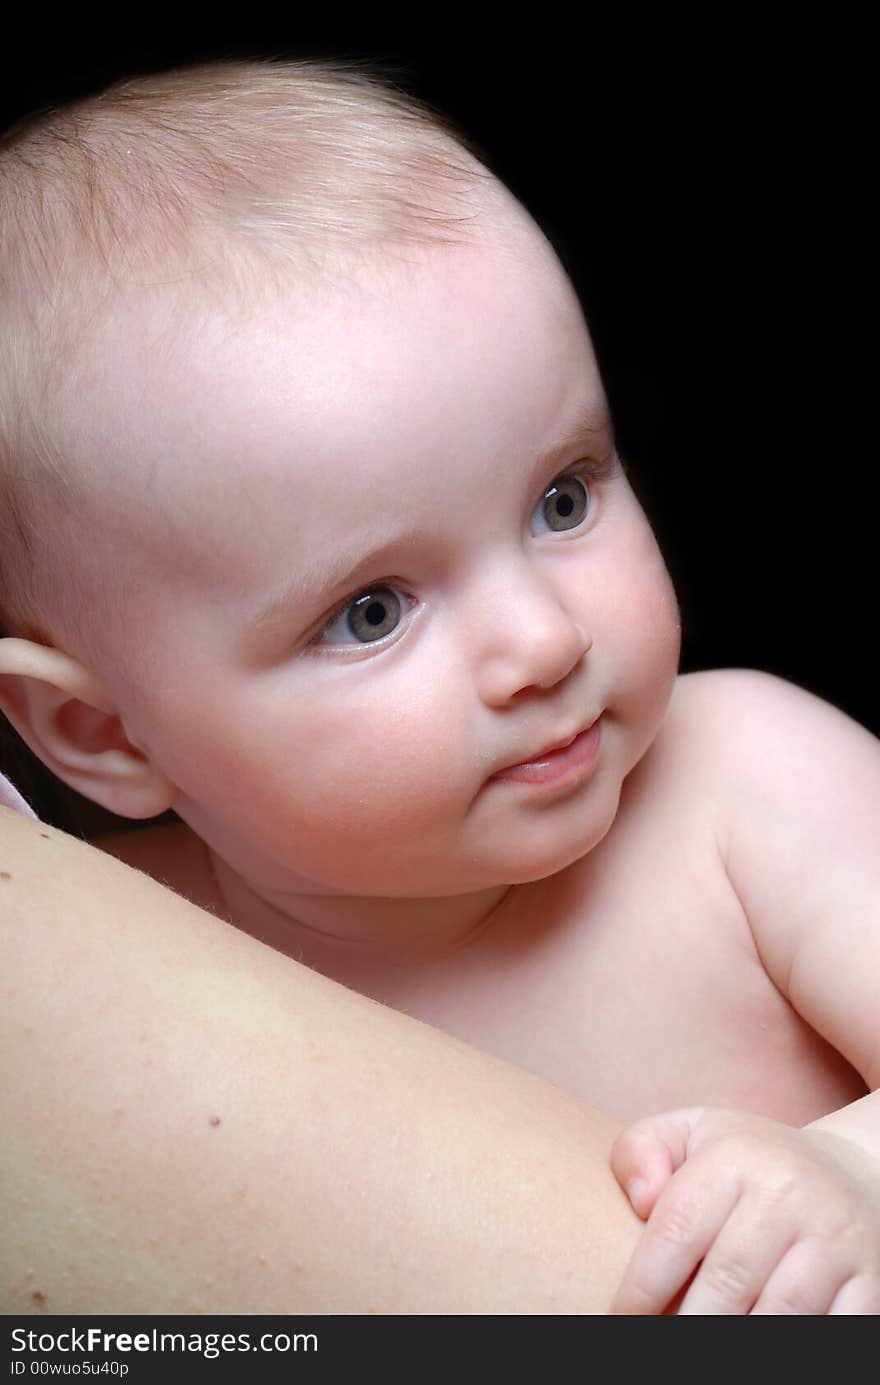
610,1107,705,1220
609,1168,739,1314
676,1197,794,1315
750,1237,848,1315
828,1275,880,1316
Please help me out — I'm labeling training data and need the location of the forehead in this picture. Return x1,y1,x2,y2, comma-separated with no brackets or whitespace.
64,216,606,602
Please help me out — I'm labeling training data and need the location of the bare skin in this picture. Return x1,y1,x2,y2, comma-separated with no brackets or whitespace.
1,171,877,1315
100,671,868,1126
1,804,641,1315
90,669,880,1314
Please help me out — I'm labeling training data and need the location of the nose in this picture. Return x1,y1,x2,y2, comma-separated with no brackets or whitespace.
472,561,593,707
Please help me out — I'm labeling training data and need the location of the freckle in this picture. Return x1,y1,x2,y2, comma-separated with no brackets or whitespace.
209,1115,221,1127
31,1290,47,1306
1,870,11,879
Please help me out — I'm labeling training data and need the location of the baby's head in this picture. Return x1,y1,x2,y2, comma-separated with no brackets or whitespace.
0,58,681,900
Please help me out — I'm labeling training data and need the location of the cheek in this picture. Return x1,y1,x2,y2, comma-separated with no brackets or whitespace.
263,690,474,886
291,671,464,790
631,560,681,672
173,671,472,864
293,711,447,827
612,517,679,638
598,528,681,705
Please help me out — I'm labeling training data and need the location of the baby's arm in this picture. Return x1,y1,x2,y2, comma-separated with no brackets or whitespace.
611,670,880,1314
0,805,639,1314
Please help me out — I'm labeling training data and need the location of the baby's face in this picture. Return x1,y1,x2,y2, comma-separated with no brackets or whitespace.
77,215,681,900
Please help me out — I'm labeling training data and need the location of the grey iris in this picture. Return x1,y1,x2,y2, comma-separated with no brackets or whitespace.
543,475,588,531
347,588,401,642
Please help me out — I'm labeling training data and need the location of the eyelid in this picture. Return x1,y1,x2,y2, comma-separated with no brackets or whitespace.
551,451,619,489
530,460,604,538
303,583,416,657
296,453,620,655
535,448,619,512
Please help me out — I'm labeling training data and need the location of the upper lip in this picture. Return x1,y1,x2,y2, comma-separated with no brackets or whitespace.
492,713,601,775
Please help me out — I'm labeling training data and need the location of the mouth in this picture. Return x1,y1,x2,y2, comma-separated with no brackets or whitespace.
489,715,603,788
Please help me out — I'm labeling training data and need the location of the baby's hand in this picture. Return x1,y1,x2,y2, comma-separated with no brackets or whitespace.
608,1107,880,1314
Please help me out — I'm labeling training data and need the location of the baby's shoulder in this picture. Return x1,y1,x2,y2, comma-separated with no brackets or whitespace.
667,665,805,732
631,667,778,788
647,666,873,817
663,665,864,764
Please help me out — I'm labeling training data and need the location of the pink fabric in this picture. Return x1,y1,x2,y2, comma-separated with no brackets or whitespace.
0,769,38,819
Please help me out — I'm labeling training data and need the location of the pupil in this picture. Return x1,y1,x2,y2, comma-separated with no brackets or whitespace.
540,476,587,533
347,586,402,642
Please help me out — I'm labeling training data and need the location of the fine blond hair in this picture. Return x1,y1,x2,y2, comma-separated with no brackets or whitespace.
0,56,499,657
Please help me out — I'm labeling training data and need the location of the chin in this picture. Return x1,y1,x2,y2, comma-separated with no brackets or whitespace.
498,797,622,886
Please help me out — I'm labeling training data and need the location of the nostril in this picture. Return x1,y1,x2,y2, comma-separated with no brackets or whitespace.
575,625,593,656
473,570,592,705
533,623,591,690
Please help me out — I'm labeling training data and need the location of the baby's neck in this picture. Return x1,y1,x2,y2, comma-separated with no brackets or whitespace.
206,847,512,972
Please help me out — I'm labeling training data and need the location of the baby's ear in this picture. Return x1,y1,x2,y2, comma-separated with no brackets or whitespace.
0,637,177,820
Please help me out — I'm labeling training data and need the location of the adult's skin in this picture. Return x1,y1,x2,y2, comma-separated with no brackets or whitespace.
1,806,640,1314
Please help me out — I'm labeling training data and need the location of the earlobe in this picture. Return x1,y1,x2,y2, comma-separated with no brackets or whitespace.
0,636,178,820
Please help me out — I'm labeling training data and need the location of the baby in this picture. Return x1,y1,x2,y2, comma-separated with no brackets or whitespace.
0,58,877,1315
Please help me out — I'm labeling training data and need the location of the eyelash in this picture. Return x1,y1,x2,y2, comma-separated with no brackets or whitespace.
305,585,415,657
303,454,617,656
559,454,619,492
532,464,593,534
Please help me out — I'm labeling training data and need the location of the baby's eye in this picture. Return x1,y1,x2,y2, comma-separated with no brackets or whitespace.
529,472,591,536
313,585,405,648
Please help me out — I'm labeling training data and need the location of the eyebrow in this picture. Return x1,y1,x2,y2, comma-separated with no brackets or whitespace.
545,406,615,471
251,404,615,636
253,535,410,637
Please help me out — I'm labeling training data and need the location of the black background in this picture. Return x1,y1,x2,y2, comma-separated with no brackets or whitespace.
2,20,875,785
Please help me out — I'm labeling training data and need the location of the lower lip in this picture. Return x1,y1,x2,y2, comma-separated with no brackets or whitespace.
491,718,602,789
